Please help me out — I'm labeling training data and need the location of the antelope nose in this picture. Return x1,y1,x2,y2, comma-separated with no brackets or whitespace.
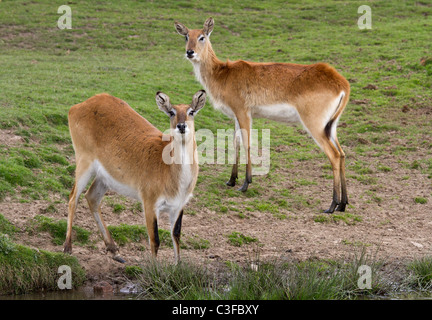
186,50,194,58
177,123,186,134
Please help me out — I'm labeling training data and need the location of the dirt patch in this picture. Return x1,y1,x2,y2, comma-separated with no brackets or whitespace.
0,25,40,49
1,134,431,291
0,129,25,147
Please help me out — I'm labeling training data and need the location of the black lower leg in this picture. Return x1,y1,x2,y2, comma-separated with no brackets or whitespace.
237,169,252,192
226,165,238,187
324,189,340,214
173,210,183,244
336,193,348,212
237,179,249,192
335,202,346,212
153,218,160,255
336,180,348,212
227,138,240,187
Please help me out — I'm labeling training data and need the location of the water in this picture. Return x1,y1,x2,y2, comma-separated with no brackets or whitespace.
382,292,432,300
0,286,139,300
2,286,432,300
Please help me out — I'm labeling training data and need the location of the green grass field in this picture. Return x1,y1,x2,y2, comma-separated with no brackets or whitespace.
0,0,432,298
0,0,431,204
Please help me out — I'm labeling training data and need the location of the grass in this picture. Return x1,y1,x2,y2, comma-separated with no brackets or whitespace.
0,0,430,210
407,256,432,290
0,0,432,298
130,247,390,300
227,231,258,247
126,245,432,300
314,213,363,225
0,214,17,236
134,257,218,300
107,223,210,250
414,197,428,204
0,214,86,294
108,224,149,247
30,215,90,246
0,232,86,295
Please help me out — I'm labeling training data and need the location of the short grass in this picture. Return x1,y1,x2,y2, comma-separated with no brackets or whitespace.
0,232,86,295
0,213,17,236
314,213,363,225
0,0,432,297
0,0,430,211
29,214,91,246
108,223,210,250
227,231,258,247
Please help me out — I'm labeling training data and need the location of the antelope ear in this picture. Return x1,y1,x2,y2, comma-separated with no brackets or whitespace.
156,91,173,115
190,90,206,114
203,17,214,37
174,22,188,37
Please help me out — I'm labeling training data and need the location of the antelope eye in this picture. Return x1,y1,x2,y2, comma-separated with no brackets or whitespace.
169,111,175,117
198,36,205,42
189,111,195,116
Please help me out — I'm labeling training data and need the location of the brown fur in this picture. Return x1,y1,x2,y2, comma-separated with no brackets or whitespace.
175,18,350,213
64,91,205,262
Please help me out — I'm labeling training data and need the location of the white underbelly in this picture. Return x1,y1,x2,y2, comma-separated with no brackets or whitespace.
93,160,140,200
252,103,300,123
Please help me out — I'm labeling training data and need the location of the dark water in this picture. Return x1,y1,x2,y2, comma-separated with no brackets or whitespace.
380,293,432,300
2,287,432,300
0,286,139,300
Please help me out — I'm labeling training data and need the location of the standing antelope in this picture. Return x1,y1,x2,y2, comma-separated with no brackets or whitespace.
63,90,206,263
174,18,350,213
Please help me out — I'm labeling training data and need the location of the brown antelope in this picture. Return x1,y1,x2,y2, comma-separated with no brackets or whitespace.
174,18,350,213
63,90,206,263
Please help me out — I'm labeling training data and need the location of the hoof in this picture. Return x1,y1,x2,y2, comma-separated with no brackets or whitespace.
237,180,249,192
324,199,340,214
63,244,72,255
335,203,346,212
226,178,236,187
